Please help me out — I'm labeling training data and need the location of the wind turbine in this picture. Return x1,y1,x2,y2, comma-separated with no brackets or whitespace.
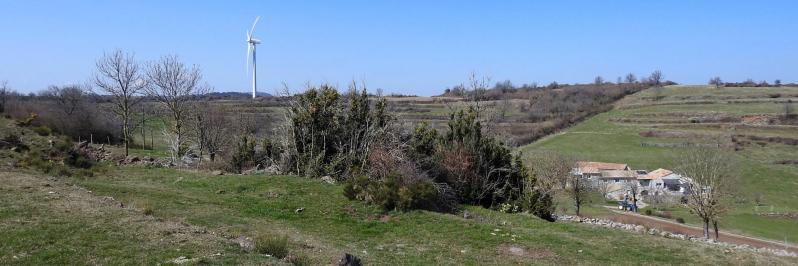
246,16,261,99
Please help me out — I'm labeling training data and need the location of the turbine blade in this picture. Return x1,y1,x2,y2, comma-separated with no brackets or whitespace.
250,16,260,36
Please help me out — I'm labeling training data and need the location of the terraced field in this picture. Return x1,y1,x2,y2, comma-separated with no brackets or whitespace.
520,85,798,241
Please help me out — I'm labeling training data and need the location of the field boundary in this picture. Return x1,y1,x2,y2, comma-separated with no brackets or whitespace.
604,208,798,253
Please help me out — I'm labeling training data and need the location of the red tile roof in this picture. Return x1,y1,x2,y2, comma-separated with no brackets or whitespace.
576,161,629,174
641,168,673,180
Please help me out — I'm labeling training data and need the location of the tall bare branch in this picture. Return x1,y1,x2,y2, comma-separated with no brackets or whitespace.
93,50,145,156
145,55,209,161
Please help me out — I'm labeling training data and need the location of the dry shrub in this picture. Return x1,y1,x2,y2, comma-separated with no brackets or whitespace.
441,145,476,188
345,144,457,213
366,145,396,180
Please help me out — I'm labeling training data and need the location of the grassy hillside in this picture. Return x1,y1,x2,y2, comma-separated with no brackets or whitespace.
2,115,796,264
12,166,795,265
519,85,798,241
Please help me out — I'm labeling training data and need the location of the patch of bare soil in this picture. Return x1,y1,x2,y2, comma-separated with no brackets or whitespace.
498,244,557,259
741,115,775,125
638,130,707,138
740,135,798,146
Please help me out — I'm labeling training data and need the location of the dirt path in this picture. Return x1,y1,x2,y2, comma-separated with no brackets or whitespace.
604,209,798,253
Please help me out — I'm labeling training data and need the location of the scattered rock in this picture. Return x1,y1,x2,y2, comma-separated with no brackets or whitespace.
181,151,200,165
498,244,557,259
76,141,89,149
336,253,362,266
172,256,199,264
125,155,140,164
320,175,336,184
242,168,263,175
263,164,281,175
463,211,473,219
233,236,254,252
634,225,645,233
557,214,797,257
211,170,224,176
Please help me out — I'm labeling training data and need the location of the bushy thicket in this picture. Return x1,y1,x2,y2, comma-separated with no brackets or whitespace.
221,84,550,218
343,171,452,212
405,108,552,217
722,79,796,88
285,84,388,179
4,92,120,144
442,81,651,145
434,107,526,206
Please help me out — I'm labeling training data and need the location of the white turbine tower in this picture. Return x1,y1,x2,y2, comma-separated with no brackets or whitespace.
246,16,261,99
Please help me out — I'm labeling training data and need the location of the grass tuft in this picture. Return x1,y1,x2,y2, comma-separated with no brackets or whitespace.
254,234,289,258
285,252,311,266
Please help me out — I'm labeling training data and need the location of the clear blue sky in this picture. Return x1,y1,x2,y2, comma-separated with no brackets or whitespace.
1,1,796,96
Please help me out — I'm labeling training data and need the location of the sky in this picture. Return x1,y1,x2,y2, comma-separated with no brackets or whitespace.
1,1,796,96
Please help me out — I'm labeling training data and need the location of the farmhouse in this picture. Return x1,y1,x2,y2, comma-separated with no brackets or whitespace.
574,161,630,179
574,161,693,201
574,161,638,198
598,169,638,184
638,168,690,194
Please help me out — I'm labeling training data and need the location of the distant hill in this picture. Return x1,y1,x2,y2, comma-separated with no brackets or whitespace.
203,91,273,99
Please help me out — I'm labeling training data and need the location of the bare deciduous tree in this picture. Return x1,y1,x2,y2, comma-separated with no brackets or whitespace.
567,169,591,216
145,55,208,161
47,84,87,115
134,103,158,150
596,180,613,199
594,76,605,86
625,181,641,212
709,77,723,89
674,146,738,239
191,103,230,162
649,70,663,87
624,73,637,84
94,50,146,156
529,151,574,202
0,80,9,113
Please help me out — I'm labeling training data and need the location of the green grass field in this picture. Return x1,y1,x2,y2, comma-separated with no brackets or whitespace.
519,85,798,241
18,166,793,265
